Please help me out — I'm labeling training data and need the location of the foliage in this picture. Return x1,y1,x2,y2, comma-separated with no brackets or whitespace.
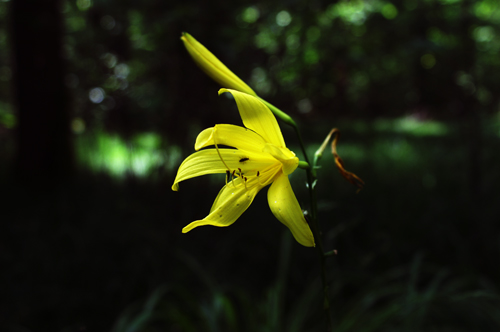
2,0,500,331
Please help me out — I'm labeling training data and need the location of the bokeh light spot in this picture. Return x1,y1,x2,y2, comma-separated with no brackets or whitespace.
276,10,292,27
476,86,492,105
242,6,260,23
71,118,86,134
473,26,495,42
76,0,92,11
474,1,495,20
114,63,130,78
100,15,116,30
381,3,398,20
297,98,312,114
77,132,177,178
306,26,321,42
89,87,105,103
331,1,372,25
101,53,117,68
250,67,271,95
420,54,436,69
304,47,319,64
0,110,16,129
255,30,278,53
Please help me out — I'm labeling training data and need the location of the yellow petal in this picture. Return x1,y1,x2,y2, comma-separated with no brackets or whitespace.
181,32,256,96
267,173,315,247
219,89,286,148
182,179,261,232
172,149,227,191
172,149,275,191
262,143,299,175
194,127,214,151
195,124,267,154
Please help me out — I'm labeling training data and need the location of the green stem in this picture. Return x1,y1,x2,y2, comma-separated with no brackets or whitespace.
263,99,332,331
304,145,333,332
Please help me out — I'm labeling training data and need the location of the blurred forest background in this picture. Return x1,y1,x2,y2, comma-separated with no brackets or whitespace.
2,0,500,331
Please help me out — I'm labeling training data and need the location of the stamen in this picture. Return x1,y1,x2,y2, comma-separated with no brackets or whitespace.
231,170,237,187
213,127,231,172
244,177,248,189
225,170,230,185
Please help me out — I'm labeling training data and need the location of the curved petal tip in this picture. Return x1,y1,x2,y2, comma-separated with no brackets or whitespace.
268,174,315,247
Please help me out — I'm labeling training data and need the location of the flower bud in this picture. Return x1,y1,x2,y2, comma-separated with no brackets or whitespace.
181,32,257,96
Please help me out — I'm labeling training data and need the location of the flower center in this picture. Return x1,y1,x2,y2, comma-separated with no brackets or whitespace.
262,143,299,175
210,127,286,189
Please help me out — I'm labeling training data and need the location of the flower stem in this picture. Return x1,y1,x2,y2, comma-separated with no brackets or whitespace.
263,100,333,331
302,134,333,332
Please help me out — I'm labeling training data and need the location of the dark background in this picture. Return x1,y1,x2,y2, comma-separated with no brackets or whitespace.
1,0,500,331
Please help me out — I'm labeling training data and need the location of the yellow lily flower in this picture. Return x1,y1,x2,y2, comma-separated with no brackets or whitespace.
180,32,257,97
172,88,315,247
